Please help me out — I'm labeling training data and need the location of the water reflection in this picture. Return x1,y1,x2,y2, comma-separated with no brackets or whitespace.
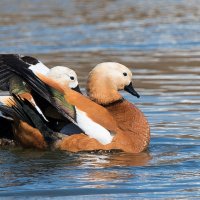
78,151,151,168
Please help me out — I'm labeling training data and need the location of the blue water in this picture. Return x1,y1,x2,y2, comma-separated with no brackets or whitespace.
0,0,200,199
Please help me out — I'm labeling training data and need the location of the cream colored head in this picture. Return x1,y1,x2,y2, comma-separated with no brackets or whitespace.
87,62,139,105
92,62,133,90
47,66,79,89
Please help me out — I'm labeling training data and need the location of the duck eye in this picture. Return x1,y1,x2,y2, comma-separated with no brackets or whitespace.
70,76,74,80
123,72,127,76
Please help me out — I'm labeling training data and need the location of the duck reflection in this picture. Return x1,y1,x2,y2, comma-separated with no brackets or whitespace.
79,150,152,168
74,151,151,187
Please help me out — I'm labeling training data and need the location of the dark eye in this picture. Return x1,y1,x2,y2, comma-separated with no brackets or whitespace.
123,72,127,76
70,76,74,80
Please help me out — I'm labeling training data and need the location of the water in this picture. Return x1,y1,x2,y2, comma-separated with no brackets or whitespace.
0,0,200,199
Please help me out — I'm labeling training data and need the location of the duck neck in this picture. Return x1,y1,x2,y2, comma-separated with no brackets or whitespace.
87,75,122,105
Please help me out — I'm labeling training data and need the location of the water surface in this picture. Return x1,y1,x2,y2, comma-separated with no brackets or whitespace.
0,0,200,199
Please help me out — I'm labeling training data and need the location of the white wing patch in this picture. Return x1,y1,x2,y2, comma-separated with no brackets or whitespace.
76,108,113,145
29,62,49,75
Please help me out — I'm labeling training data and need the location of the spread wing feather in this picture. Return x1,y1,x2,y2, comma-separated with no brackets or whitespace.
0,54,77,125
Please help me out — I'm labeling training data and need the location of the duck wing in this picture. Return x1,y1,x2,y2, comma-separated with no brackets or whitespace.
0,54,76,124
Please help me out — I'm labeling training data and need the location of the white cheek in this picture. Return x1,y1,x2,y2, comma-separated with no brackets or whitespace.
29,62,49,75
76,108,113,145
69,81,78,89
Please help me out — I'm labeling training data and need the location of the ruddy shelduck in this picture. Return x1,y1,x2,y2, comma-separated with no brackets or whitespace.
0,55,150,153
87,62,150,152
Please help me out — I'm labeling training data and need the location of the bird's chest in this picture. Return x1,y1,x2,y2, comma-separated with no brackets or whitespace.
106,102,135,127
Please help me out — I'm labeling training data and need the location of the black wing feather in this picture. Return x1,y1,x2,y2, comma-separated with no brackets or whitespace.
0,54,51,101
0,94,58,143
0,54,78,126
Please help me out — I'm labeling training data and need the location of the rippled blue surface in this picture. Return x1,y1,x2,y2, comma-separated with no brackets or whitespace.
0,0,200,199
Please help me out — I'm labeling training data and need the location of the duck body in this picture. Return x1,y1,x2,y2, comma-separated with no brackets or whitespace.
104,100,150,153
58,97,150,153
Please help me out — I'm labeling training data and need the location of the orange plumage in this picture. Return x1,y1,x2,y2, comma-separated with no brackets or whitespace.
13,121,47,149
0,59,150,154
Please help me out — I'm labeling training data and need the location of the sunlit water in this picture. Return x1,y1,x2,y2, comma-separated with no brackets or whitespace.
0,0,200,199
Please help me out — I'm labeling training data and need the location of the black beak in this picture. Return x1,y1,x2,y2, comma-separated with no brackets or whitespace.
124,82,140,98
72,85,82,94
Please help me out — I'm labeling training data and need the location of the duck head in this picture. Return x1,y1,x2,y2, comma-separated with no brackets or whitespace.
87,62,140,105
47,66,81,93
